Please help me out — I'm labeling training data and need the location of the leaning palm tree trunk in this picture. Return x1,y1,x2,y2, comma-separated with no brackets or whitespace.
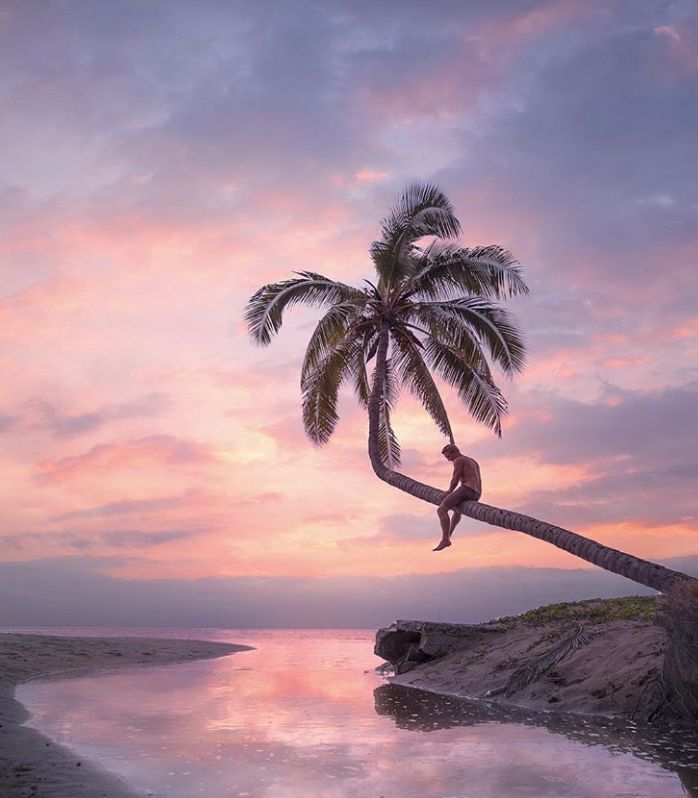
368,326,695,594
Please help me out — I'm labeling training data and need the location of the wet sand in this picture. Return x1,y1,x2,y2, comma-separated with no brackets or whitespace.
0,633,250,797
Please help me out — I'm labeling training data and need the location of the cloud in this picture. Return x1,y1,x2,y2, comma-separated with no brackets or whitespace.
431,3,698,399
352,512,440,545
34,435,216,484
654,21,698,72
460,18,698,258
343,507,506,548
300,511,361,525
100,528,200,548
470,381,698,525
1,526,203,553
490,381,698,465
51,492,191,521
0,413,16,431
354,170,387,183
338,513,440,550
22,393,169,437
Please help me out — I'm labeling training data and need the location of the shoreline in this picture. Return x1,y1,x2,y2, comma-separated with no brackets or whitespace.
0,632,251,797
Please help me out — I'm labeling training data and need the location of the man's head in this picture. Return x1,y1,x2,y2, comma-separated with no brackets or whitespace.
441,443,461,461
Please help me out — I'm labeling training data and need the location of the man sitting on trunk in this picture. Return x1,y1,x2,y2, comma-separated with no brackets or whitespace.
433,444,482,551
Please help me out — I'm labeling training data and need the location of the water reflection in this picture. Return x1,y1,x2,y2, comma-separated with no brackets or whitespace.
17,630,698,798
375,684,698,797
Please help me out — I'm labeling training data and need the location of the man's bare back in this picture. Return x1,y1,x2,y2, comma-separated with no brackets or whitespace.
450,455,482,496
433,444,482,551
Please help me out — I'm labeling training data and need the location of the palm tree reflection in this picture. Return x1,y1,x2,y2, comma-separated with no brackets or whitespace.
374,684,698,796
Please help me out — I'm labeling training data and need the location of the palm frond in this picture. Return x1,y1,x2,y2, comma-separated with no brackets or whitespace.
380,183,461,244
369,240,394,283
391,328,453,442
301,337,359,445
371,183,461,289
408,303,484,365
414,298,526,375
370,241,423,291
245,271,365,346
352,344,370,408
373,356,401,468
354,326,382,405
382,354,400,408
301,302,365,385
364,329,380,362
378,401,401,468
424,338,507,436
409,242,529,301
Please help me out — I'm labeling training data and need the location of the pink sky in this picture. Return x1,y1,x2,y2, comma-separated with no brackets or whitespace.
1,0,697,624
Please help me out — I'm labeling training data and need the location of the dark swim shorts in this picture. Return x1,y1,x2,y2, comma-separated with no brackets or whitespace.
443,485,480,508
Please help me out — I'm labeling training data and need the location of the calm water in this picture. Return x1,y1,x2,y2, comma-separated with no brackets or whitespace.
11,628,698,798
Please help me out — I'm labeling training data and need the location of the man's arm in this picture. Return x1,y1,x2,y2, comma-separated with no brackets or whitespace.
447,460,463,492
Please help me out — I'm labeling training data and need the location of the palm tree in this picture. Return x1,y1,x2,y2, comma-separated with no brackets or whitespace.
245,183,694,593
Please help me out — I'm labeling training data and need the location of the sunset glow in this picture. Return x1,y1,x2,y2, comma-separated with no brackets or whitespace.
1,0,697,625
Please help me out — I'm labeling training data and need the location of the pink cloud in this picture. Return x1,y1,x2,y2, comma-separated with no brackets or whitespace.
655,24,698,71
670,316,698,341
354,170,387,183
355,1,592,126
34,435,215,484
356,55,485,124
490,0,596,48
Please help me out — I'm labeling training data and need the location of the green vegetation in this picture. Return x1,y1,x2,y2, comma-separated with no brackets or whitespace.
489,595,659,628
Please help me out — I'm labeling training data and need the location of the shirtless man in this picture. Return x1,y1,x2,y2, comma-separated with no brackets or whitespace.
433,444,482,551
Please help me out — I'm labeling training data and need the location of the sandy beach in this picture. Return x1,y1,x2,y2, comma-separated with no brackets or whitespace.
0,633,250,797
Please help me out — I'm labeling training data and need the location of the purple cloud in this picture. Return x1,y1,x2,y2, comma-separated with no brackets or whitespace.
51,492,189,522
23,393,169,438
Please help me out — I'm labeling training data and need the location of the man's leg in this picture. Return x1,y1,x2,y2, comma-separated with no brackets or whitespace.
434,501,452,551
448,511,462,540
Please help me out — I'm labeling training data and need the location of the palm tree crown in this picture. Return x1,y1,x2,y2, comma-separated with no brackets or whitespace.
245,183,528,464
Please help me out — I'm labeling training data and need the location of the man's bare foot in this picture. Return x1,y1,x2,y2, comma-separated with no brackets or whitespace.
432,540,452,551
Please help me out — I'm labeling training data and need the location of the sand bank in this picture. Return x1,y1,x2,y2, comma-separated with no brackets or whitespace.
0,633,250,797
376,596,680,722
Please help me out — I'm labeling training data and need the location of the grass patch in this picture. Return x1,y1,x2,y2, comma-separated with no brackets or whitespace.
488,595,659,627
